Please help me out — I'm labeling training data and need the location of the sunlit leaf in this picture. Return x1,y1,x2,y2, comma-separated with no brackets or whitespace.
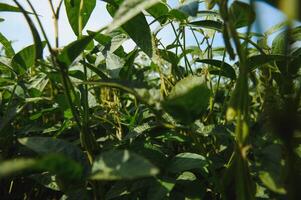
0,158,36,178
0,32,14,57
57,34,95,67
259,171,286,194
178,0,199,17
107,4,153,57
229,1,256,28
65,0,96,36
11,44,36,74
90,149,159,180
162,76,211,124
18,137,89,177
107,0,160,33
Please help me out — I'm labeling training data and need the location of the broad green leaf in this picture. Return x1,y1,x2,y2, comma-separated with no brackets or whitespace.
0,158,36,178
167,152,208,173
64,0,96,36
189,20,223,32
255,144,286,195
177,171,197,181
124,122,157,141
18,137,89,177
57,34,95,67
0,154,83,181
147,178,175,200
178,0,199,17
90,149,159,180
272,32,286,55
168,9,189,21
107,5,153,57
106,51,125,78
168,0,199,20
0,32,15,57
147,2,169,24
89,30,127,54
159,49,179,66
106,0,160,33
162,76,211,124
36,154,83,181
122,13,153,57
11,44,36,74
229,1,255,28
247,54,288,71
272,26,301,54
259,171,286,194
196,59,236,79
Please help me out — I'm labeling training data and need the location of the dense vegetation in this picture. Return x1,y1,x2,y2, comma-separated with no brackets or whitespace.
0,0,300,199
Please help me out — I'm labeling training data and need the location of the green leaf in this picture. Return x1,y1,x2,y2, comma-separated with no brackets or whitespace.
247,54,288,71
64,0,96,36
0,32,15,57
195,59,236,79
106,0,160,33
167,152,208,173
178,0,199,17
57,34,95,67
36,154,83,181
229,1,255,28
11,44,36,74
147,2,169,24
90,149,159,180
259,171,286,194
189,20,223,32
162,76,211,124
168,9,189,21
158,49,179,66
18,137,89,177
272,26,301,54
147,178,175,200
0,154,83,181
0,158,36,178
168,0,199,20
123,14,153,57
107,5,153,57
106,51,125,78
0,2,31,13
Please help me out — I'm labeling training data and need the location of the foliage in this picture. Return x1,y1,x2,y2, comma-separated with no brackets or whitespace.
0,0,300,199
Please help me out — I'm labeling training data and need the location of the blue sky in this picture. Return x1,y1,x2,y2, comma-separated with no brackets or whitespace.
0,0,286,53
